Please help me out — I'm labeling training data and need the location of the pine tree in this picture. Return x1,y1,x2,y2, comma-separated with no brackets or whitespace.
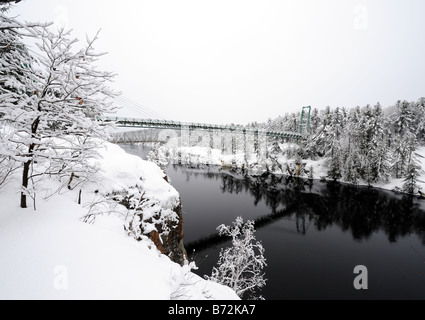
343,150,361,185
370,139,392,183
313,106,332,157
401,133,423,194
392,135,409,179
327,140,342,181
309,107,320,133
393,100,415,136
367,103,391,183
402,160,422,194
414,97,425,144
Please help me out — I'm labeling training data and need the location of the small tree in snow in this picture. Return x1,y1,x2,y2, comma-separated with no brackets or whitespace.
207,216,267,300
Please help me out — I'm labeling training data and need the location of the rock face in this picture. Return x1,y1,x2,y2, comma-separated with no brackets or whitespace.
148,199,187,266
96,143,187,266
115,187,188,266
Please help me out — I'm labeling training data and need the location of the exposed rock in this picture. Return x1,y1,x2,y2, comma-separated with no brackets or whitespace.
114,189,187,266
157,199,187,265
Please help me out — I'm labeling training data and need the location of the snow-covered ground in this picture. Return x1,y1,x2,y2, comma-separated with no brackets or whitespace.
0,142,239,300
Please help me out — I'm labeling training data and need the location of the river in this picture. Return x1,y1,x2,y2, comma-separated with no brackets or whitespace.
120,143,425,300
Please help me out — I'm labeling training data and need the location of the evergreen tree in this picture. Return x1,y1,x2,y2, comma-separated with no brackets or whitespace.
367,103,391,183
309,107,320,133
402,160,422,194
343,149,361,185
393,100,415,136
370,139,392,183
327,140,342,181
392,133,412,179
402,133,423,194
414,97,425,144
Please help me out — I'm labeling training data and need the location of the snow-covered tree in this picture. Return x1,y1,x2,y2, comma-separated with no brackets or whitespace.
0,10,117,208
402,160,423,195
327,139,343,181
413,97,425,144
0,7,45,190
343,149,361,185
364,103,391,183
392,134,410,179
401,133,424,194
369,138,391,183
207,216,267,300
393,100,415,136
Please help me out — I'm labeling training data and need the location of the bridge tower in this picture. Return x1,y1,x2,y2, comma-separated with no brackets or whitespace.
299,106,311,135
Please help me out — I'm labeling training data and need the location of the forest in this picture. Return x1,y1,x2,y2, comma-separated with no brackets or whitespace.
251,99,425,194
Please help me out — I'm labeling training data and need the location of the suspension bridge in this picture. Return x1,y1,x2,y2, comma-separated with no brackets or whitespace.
101,96,310,154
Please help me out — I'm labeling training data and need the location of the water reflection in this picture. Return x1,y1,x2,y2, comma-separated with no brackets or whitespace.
118,145,425,299
183,165,425,253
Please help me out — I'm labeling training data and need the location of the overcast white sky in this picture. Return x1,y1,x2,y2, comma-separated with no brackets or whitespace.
10,0,425,125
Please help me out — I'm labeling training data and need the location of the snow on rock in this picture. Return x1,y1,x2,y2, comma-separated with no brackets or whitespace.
94,142,180,210
0,142,239,300
91,142,188,266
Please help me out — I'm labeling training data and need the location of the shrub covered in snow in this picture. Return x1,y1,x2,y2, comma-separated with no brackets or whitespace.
207,216,267,300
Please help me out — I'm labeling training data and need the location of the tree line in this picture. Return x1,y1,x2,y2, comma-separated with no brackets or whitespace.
254,99,425,194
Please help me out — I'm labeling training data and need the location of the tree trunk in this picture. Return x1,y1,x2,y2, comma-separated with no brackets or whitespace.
20,160,30,208
20,117,40,209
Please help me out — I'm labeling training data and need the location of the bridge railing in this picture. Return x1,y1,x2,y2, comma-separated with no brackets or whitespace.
98,116,303,139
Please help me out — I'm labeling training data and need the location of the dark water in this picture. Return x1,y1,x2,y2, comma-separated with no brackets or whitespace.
120,144,425,300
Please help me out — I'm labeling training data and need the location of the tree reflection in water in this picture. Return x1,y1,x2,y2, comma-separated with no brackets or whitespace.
184,166,425,253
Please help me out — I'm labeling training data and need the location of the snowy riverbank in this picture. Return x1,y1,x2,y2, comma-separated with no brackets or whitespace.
0,141,239,300
152,142,425,196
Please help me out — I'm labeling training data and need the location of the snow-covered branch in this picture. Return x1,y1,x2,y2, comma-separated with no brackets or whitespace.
0,11,119,208
206,216,267,300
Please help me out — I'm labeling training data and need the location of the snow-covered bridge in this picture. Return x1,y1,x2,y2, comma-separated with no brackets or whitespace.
101,116,303,142
99,105,310,158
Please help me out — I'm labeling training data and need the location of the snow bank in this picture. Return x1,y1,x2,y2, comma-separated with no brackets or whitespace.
159,143,425,195
0,142,239,300
93,142,180,208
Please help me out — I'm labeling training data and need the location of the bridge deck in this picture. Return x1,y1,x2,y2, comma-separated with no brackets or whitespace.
100,116,303,139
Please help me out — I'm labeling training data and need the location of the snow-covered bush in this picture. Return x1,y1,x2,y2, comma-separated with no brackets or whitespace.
207,216,267,300
121,188,178,240
147,143,169,169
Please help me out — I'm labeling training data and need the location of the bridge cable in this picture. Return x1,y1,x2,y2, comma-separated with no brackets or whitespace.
112,97,157,119
114,95,168,121
114,96,167,120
